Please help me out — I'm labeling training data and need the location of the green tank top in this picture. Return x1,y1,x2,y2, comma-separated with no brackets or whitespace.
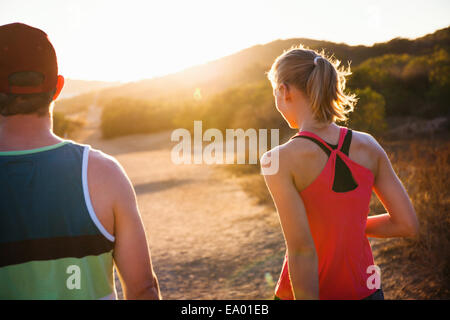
0,141,116,299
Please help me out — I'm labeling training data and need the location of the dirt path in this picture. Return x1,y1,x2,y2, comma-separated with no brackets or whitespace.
75,105,413,300
77,105,285,299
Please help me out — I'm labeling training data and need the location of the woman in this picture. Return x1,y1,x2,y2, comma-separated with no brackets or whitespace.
261,46,419,300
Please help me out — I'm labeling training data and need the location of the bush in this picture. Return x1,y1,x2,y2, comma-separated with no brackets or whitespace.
347,86,387,135
348,48,450,118
53,111,85,138
100,97,172,139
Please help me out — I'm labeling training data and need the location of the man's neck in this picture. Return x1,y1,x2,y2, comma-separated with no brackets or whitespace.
0,113,63,151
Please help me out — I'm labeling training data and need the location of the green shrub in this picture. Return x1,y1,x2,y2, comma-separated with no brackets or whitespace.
100,97,172,139
348,47,450,118
53,111,84,138
347,86,387,135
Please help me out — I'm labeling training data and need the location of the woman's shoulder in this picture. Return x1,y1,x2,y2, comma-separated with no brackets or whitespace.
260,134,327,178
280,135,324,161
349,129,385,156
347,129,388,178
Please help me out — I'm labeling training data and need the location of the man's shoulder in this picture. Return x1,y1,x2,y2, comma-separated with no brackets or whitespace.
86,146,133,208
87,147,124,178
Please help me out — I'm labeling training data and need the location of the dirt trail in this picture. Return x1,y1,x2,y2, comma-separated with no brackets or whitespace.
76,105,409,300
77,105,285,299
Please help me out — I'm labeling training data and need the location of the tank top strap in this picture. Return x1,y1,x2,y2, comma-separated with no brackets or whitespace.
291,128,353,157
336,127,348,151
340,129,352,156
291,130,334,155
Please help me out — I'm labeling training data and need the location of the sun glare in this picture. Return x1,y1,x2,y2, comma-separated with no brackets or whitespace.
1,0,448,82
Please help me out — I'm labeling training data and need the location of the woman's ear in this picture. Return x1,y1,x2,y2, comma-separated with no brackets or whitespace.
52,75,64,101
278,83,291,101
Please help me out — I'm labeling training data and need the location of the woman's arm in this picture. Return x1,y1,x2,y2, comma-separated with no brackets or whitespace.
261,149,319,299
366,137,419,238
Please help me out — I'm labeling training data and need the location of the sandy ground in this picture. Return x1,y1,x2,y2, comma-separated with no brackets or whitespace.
77,105,285,299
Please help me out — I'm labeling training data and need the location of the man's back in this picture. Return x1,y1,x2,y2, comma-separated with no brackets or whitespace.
0,141,115,299
0,139,161,299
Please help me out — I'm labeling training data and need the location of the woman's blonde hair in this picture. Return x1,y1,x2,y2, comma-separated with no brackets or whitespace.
268,44,358,123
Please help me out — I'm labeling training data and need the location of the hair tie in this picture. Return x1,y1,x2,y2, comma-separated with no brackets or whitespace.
314,56,321,66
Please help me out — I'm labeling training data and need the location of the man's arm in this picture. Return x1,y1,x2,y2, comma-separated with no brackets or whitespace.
112,160,161,299
90,151,161,299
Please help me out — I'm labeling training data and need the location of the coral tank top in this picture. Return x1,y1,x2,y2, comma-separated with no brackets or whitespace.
275,127,377,300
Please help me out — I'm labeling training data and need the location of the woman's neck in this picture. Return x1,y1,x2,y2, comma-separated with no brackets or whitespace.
296,113,342,142
297,111,335,132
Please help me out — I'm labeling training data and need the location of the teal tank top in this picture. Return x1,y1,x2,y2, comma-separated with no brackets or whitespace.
0,141,116,299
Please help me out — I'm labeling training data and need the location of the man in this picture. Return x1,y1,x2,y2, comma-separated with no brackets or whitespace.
0,22,160,300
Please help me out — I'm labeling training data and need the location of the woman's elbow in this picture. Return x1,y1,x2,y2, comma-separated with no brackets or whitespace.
288,241,317,259
403,217,420,238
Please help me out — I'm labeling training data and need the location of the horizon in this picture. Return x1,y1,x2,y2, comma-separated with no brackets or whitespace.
1,0,449,82
63,28,447,85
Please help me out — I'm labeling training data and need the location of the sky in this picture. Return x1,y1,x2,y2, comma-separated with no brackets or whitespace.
1,0,449,82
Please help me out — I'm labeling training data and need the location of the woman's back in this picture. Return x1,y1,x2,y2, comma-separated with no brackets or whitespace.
287,125,379,192
275,126,380,299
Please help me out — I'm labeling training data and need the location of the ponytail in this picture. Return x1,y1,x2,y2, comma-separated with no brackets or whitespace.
268,45,357,123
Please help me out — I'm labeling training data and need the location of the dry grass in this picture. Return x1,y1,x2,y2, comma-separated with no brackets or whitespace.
372,136,450,299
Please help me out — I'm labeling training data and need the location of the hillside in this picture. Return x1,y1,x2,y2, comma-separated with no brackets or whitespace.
94,26,449,102
59,79,122,99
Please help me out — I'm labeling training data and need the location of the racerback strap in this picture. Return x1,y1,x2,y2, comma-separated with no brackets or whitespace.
292,128,358,192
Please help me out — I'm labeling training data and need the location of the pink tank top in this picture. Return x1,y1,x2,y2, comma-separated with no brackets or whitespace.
275,127,377,300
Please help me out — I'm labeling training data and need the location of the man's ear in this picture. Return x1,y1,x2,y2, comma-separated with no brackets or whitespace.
52,75,64,101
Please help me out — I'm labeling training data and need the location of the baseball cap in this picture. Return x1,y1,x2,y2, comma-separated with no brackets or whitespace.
0,22,58,94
